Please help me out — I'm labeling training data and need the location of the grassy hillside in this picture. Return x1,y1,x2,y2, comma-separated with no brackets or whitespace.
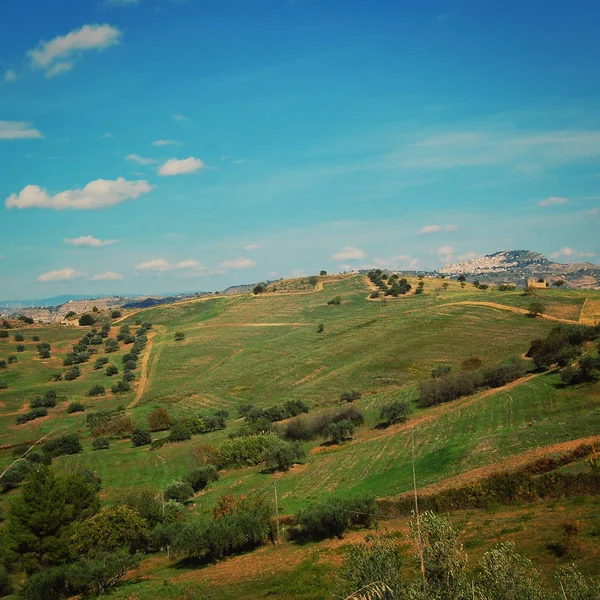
1,274,599,596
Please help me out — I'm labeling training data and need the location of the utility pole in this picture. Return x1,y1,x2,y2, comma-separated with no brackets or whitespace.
412,428,427,599
273,481,281,545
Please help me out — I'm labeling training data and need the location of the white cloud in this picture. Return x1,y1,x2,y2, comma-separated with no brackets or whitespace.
550,247,595,260
0,121,43,140
158,157,203,176
64,235,117,247
45,61,74,78
135,259,203,273
244,243,259,251
538,196,568,207
6,177,153,210
28,24,122,77
37,267,87,282
90,271,124,281
372,255,419,270
332,246,366,261
419,224,458,235
419,225,441,235
126,153,158,165
219,257,257,270
101,132,113,139
4,69,17,82
153,139,181,146
172,114,189,122
436,245,455,264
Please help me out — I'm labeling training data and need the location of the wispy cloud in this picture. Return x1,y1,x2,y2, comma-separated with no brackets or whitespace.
6,177,153,210
28,24,122,77
126,153,158,165
4,69,17,83
332,246,366,261
37,267,87,282
90,271,124,281
219,257,257,270
371,255,419,270
135,258,204,273
550,247,595,259
158,157,203,175
172,114,189,122
538,196,568,207
419,224,458,235
153,139,181,146
244,243,259,251
0,121,43,140
64,235,118,247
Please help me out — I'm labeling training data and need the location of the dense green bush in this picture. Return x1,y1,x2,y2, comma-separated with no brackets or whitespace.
7,355,18,364
379,400,411,426
340,390,361,402
16,407,48,424
220,432,283,466
29,390,57,409
106,364,119,377
0,460,32,493
131,428,152,447
78,314,96,326
64,366,81,381
42,434,83,457
105,338,119,353
431,365,452,379
327,419,355,443
327,295,342,305
14,332,25,342
279,405,364,441
244,399,309,424
148,407,172,431
527,324,600,369
92,437,110,450
67,401,85,413
297,495,377,540
0,330,8,338
164,481,194,502
0,359,6,369
167,493,273,561
93,356,109,370
264,441,305,471
482,356,528,388
185,465,219,492
111,380,131,394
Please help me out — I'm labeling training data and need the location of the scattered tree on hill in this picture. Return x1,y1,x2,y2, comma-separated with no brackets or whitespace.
327,295,342,305
462,356,483,371
553,279,566,288
457,275,466,282
106,364,119,377
253,284,265,295
92,437,110,450
0,359,6,369
88,385,105,397
14,332,24,342
320,270,327,276
148,407,172,431
441,282,449,290
16,344,25,353
68,402,85,413
340,390,361,403
0,330,9,338
317,323,325,333
527,300,545,318
264,441,305,472
327,419,355,444
309,275,319,286
64,366,81,381
164,481,194,503
78,314,95,326
131,428,152,447
175,331,185,341
184,465,219,492
379,400,411,426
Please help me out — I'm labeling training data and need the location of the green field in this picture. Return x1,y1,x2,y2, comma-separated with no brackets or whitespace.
1,274,599,596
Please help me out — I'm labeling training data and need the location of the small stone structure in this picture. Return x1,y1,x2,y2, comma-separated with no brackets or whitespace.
527,277,548,289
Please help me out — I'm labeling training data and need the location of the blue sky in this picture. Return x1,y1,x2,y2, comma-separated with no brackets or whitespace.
1,0,599,300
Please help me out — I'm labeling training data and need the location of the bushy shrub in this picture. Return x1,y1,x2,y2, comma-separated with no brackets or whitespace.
21,566,70,600
431,365,452,379
14,332,25,342
106,364,119,377
16,344,25,353
204,414,227,431
527,324,600,369
29,390,57,409
279,405,364,442
327,295,342,305
264,441,305,471
0,565,13,597
340,390,361,402
0,380,7,389
192,444,225,468
1,460,32,493
148,407,172,431
131,428,152,447
482,356,527,388
68,401,85,413
169,421,192,442
92,437,110,450
78,314,96,326
167,494,273,561
0,330,8,338
7,355,18,364
175,331,185,341
244,399,309,424
123,370,135,382
93,356,109,370
297,495,377,539
419,370,483,408
88,384,105,397
0,359,6,369
64,366,81,381
560,356,600,385
220,432,283,466
105,338,119,353
185,465,219,492
42,433,83,457
164,481,194,503
16,407,48,424
317,323,325,333
111,380,131,394
327,419,355,444
379,400,411,426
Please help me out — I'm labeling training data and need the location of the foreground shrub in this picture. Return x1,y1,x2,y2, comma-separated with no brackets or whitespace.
168,493,273,561
297,495,377,540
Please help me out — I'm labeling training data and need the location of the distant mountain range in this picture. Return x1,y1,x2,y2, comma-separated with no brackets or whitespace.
440,250,600,288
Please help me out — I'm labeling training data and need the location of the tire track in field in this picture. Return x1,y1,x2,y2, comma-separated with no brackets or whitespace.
127,329,159,409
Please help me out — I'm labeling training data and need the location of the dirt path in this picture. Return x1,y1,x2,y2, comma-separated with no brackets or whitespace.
432,301,578,324
385,435,600,502
127,330,157,409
